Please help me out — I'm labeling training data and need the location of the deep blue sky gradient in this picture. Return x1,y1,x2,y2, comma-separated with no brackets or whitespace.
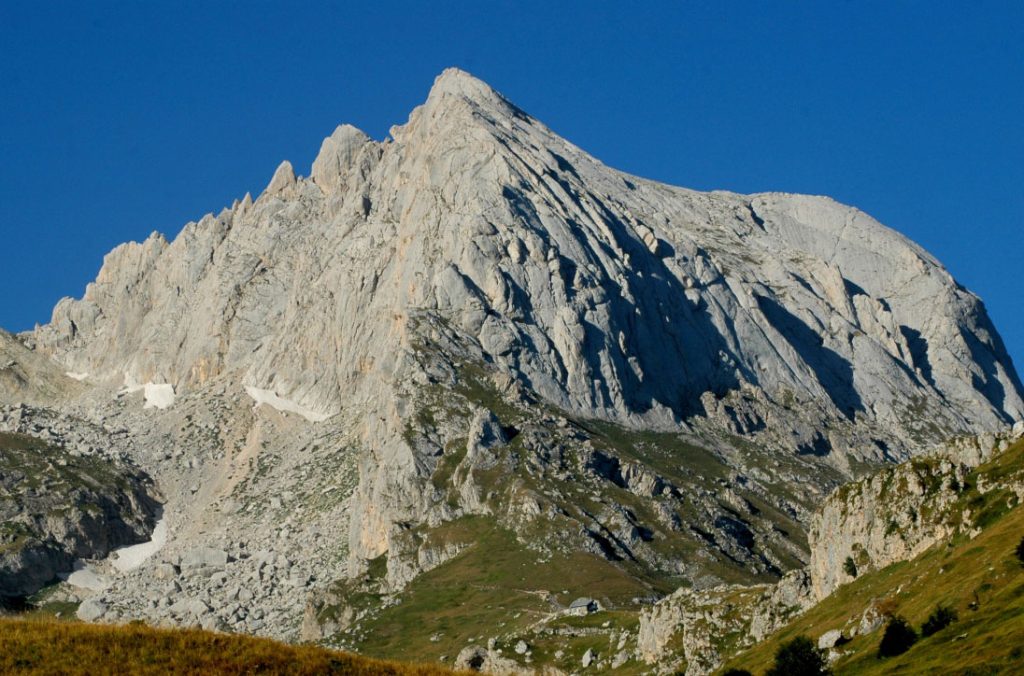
1,1,1021,370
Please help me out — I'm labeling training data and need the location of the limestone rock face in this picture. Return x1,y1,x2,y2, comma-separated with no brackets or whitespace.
808,454,968,600
15,68,1024,634
0,330,82,405
33,68,1022,437
636,569,813,674
807,428,1024,600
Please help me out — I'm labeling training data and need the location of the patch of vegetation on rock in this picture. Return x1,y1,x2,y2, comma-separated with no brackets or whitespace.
765,635,830,676
877,616,916,658
843,555,858,578
919,604,957,638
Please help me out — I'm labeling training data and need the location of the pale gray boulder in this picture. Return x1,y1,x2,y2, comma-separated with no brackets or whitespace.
76,598,107,621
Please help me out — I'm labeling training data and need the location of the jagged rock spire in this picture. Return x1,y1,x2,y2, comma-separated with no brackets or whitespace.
311,125,371,194
264,160,295,196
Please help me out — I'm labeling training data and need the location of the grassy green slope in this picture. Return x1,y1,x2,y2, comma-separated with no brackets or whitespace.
724,439,1024,675
341,515,651,671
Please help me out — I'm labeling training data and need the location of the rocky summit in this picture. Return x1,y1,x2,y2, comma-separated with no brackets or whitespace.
2,69,1022,671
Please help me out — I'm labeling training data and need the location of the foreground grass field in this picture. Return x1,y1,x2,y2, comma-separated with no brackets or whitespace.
0,618,455,675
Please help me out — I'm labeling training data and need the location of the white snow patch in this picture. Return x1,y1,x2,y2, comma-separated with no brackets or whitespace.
66,372,90,381
142,383,175,409
245,386,330,422
63,562,110,591
111,516,168,572
118,378,176,409
63,514,168,590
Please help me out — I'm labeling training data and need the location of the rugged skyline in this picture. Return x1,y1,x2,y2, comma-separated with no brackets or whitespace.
2,4,1022,373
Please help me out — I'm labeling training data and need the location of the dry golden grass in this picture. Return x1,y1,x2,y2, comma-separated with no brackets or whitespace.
0,617,456,675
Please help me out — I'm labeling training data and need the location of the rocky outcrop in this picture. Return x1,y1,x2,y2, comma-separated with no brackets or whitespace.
0,330,82,406
809,425,1024,600
637,425,1024,673
0,418,160,600
454,644,532,675
808,455,968,600
636,569,813,674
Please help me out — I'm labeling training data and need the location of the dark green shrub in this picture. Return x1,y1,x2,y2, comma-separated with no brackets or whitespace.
843,555,858,578
721,670,752,676
1016,536,1024,566
878,616,917,658
765,635,831,676
921,605,958,637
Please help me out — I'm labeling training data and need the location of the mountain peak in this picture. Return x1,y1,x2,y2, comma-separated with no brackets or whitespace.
423,67,522,119
389,68,527,145
427,67,497,102
311,124,372,193
264,160,296,196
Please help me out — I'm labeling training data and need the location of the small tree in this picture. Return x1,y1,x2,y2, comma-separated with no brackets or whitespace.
843,555,858,578
921,605,958,637
766,636,831,676
1016,536,1024,566
878,616,917,658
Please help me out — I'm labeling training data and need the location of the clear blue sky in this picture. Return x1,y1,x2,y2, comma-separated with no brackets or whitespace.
1,1,1021,372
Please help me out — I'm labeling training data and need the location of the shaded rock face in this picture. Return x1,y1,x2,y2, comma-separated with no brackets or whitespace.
15,69,1024,607
0,427,160,600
